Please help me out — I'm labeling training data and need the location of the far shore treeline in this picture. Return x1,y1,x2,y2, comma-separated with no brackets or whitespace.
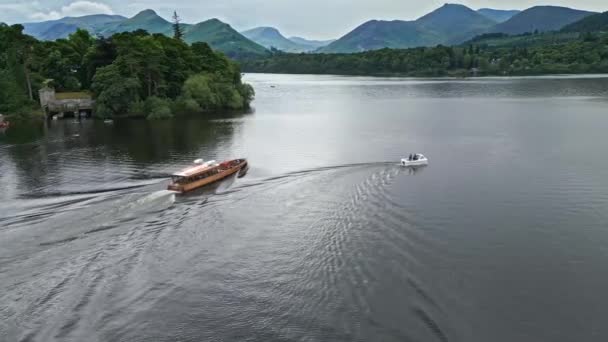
0,24,254,121
242,32,608,77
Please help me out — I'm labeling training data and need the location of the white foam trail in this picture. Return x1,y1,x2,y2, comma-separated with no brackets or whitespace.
132,190,176,207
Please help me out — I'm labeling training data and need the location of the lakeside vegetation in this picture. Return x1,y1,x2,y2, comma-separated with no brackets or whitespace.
0,24,43,121
0,23,254,121
242,32,608,77
466,31,582,48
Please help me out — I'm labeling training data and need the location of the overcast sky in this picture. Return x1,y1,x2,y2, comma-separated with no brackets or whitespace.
1,0,606,39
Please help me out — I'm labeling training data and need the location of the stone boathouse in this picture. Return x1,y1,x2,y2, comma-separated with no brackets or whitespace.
39,87,95,119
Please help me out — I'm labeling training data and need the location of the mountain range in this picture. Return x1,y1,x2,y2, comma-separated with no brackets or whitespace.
319,4,496,53
23,10,268,59
319,4,597,53
19,4,603,57
22,14,126,40
241,27,334,52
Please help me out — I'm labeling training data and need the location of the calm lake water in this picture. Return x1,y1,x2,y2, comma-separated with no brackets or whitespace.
1,74,608,342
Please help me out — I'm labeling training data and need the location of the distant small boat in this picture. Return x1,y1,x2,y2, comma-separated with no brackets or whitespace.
103,119,114,124
401,154,428,166
168,158,248,193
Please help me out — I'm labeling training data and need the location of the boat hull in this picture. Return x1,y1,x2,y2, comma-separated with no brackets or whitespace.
168,159,248,194
401,159,428,166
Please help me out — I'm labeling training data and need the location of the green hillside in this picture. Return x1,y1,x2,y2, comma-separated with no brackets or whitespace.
184,19,268,59
562,11,608,32
318,20,442,53
489,6,596,35
96,10,174,36
416,4,497,44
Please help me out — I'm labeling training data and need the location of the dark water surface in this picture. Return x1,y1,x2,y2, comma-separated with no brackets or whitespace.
1,74,608,342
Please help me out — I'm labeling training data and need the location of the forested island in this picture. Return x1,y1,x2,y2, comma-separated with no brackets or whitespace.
241,32,608,77
0,23,254,121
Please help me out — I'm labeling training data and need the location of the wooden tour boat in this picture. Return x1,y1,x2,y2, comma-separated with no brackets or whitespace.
168,158,248,193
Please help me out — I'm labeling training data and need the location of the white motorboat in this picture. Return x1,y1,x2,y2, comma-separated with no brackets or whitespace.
401,154,428,166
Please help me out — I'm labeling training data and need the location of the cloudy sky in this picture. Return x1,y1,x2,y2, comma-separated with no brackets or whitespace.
1,0,606,39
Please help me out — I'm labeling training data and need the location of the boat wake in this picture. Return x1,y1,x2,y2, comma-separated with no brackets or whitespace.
17,179,166,199
233,160,424,194
0,159,445,342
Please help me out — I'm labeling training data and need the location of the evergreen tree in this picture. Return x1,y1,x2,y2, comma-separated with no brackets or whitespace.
172,11,184,41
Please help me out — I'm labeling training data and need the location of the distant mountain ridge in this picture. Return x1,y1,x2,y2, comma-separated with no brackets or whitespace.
561,11,608,32
416,4,496,43
289,37,336,50
241,27,334,52
489,6,596,35
95,9,173,36
23,14,126,40
184,19,268,59
22,10,268,59
477,8,520,23
19,4,604,58
318,20,440,53
241,27,303,52
320,3,599,53
320,3,496,53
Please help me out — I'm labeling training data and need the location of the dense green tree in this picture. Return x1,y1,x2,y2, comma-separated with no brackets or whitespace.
64,29,95,88
145,96,173,120
182,74,218,109
172,11,184,41
39,49,80,90
1,24,38,100
91,64,140,117
84,35,117,88
181,72,254,111
0,69,31,115
0,23,41,118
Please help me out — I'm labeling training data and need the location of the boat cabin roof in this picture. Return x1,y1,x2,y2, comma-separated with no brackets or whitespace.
172,164,216,177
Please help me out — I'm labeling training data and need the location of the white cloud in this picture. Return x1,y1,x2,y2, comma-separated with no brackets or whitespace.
0,3,29,11
30,11,61,21
30,1,114,21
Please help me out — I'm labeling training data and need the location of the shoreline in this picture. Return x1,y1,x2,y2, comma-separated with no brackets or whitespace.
242,72,608,79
